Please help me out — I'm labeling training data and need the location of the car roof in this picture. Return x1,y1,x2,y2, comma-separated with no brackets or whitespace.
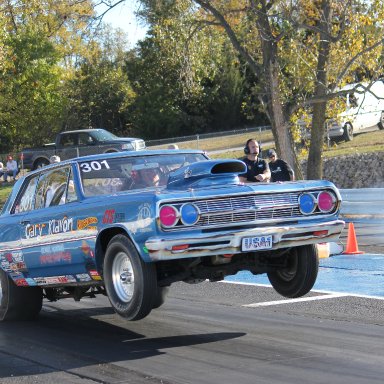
25,149,207,176
59,128,108,134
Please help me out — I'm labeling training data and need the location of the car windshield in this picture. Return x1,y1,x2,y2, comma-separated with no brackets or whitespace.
90,129,118,141
79,153,207,196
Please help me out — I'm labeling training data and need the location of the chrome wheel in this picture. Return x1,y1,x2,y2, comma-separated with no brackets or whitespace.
112,251,134,303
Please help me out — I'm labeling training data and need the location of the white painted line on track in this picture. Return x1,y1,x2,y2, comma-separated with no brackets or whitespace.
222,280,384,300
243,293,350,308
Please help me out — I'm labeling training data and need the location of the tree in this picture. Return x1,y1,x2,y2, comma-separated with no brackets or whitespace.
0,0,96,151
171,0,384,179
63,27,136,135
126,0,258,139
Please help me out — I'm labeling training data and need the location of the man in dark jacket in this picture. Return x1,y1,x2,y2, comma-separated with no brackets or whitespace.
267,149,295,182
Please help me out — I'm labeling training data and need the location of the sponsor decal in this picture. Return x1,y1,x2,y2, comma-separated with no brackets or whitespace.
1,261,11,272
40,243,71,264
48,216,73,235
89,269,102,281
25,217,74,239
34,275,75,285
9,271,23,279
102,209,115,224
138,203,151,221
25,223,46,239
76,273,92,282
77,217,98,230
42,244,64,254
40,252,71,264
10,251,23,263
64,275,76,283
11,262,27,272
81,241,95,258
25,278,37,286
134,203,153,233
14,278,28,287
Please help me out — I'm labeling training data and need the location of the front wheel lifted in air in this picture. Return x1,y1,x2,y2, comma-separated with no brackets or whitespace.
267,244,319,298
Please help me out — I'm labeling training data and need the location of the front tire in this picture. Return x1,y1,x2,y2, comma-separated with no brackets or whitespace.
0,269,43,321
33,158,50,170
103,235,157,321
267,244,319,298
342,123,353,141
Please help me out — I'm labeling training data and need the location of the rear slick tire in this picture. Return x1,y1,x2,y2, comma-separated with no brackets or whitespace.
0,269,43,321
267,244,319,298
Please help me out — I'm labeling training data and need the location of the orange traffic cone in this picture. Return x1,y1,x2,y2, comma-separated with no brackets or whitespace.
343,222,364,255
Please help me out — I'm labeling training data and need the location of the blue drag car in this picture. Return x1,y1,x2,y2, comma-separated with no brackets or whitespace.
0,150,344,321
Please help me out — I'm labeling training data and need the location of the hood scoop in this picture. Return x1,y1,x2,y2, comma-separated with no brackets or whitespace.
167,159,246,189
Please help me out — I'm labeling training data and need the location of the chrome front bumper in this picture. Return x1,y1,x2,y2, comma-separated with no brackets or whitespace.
145,219,345,261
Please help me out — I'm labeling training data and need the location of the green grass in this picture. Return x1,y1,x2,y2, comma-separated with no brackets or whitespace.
0,183,13,208
150,129,274,152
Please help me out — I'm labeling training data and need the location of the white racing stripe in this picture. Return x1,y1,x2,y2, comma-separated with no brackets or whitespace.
243,293,350,307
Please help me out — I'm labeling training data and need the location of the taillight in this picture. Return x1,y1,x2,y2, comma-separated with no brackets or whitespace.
159,205,179,227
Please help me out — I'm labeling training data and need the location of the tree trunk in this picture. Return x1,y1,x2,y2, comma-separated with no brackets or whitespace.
256,2,302,178
265,62,301,178
307,0,331,180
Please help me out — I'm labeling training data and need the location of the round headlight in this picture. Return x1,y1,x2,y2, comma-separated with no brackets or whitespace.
180,203,200,226
159,205,179,227
299,193,316,215
317,191,336,213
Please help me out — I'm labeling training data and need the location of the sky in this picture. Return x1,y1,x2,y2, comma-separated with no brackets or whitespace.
96,1,148,47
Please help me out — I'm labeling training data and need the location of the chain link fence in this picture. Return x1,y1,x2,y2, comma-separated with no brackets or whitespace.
145,126,272,149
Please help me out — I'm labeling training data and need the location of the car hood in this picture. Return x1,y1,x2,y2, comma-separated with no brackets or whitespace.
167,159,246,190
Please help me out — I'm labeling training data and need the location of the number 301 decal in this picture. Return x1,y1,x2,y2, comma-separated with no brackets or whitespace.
80,160,110,172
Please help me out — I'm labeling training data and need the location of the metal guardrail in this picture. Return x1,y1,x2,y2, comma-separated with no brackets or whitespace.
340,188,384,220
339,188,384,249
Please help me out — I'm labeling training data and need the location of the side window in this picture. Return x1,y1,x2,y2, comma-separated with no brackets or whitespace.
60,134,76,147
64,169,78,204
78,133,94,146
13,175,39,213
35,168,70,209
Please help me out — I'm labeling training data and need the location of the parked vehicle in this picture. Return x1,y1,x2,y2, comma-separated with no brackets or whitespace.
327,80,384,141
21,128,146,170
0,150,344,321
298,80,384,142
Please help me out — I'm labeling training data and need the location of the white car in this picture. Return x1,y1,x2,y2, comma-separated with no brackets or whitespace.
298,80,384,142
327,80,384,141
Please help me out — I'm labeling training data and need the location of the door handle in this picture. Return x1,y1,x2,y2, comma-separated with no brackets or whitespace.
20,220,30,225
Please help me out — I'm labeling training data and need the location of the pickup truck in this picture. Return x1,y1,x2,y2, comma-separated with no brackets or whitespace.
21,128,146,170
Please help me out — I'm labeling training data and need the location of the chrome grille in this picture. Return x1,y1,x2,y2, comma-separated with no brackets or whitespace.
163,192,304,230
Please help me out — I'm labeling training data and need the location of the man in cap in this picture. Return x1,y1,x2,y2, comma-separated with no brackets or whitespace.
267,149,295,182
